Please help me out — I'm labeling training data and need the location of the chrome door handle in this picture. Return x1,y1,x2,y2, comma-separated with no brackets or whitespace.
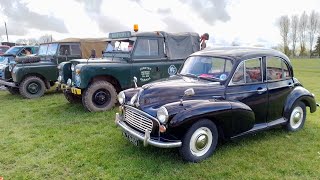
257,88,267,94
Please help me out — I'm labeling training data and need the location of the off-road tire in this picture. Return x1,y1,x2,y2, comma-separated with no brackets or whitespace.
7,87,20,95
15,56,41,64
285,101,306,131
19,76,46,99
179,119,218,163
63,90,81,103
82,81,117,112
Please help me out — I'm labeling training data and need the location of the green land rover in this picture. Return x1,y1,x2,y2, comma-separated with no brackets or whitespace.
57,31,202,112
0,38,106,98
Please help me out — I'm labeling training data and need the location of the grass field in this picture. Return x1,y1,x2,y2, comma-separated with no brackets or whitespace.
0,59,319,179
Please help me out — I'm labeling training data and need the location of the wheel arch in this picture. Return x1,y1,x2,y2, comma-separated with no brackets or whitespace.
89,75,122,93
20,73,50,89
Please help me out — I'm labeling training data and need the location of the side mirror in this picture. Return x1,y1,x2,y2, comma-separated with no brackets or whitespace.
184,88,195,97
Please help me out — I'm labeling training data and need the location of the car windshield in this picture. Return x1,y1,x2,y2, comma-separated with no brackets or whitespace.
38,43,58,56
180,56,233,81
5,46,23,55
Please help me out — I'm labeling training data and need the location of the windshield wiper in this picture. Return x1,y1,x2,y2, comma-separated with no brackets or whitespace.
178,73,198,79
198,76,221,82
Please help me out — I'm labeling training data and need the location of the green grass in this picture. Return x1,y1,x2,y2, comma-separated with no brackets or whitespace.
0,59,319,179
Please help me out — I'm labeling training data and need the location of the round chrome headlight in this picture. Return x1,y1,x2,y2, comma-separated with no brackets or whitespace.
57,76,62,83
157,106,169,124
67,78,72,86
71,64,75,71
118,91,126,105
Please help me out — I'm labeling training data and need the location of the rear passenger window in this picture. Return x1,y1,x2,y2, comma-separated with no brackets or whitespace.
71,45,81,55
134,39,159,57
267,57,291,81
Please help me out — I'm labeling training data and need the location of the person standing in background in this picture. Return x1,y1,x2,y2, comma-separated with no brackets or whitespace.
200,33,209,50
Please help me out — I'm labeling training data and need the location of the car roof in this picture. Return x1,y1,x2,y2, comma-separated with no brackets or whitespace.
191,47,290,62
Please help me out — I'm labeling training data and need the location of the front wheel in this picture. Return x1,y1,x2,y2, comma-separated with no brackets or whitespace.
19,76,46,99
179,119,218,162
285,101,306,131
82,81,117,112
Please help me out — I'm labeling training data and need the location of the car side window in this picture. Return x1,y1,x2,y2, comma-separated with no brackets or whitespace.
70,45,81,55
134,39,159,57
59,45,71,55
267,57,291,81
231,58,262,85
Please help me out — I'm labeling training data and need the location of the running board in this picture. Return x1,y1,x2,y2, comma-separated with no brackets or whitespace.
231,118,287,139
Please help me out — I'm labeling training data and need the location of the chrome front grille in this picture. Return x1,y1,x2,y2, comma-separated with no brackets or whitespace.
124,106,153,133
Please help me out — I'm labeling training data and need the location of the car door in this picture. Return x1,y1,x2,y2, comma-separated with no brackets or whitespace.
265,56,294,121
131,38,164,86
226,57,268,124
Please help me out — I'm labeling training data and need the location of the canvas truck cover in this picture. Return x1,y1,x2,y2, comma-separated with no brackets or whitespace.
161,32,200,60
55,38,107,58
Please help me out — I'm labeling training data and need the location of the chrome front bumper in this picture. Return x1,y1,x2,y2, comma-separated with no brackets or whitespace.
115,113,182,148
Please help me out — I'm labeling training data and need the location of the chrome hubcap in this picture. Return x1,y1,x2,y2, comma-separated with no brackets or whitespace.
190,127,212,157
290,106,303,129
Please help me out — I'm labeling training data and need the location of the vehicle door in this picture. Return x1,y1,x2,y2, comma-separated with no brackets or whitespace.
131,38,164,86
265,56,294,121
31,46,39,54
57,43,81,64
226,57,268,125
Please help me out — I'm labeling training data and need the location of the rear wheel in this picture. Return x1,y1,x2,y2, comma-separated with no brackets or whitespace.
82,81,117,112
179,119,218,162
7,87,20,95
63,90,81,103
19,76,46,99
285,101,306,131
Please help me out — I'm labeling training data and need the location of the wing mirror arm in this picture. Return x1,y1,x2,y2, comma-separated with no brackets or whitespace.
180,88,195,106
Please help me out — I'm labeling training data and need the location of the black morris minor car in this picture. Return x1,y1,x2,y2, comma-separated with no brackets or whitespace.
115,47,318,162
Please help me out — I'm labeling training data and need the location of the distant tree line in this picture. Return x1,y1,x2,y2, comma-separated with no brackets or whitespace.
15,34,54,46
278,10,320,57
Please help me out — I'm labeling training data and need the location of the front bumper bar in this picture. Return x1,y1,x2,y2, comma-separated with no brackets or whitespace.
115,113,182,148
0,79,16,87
55,82,81,95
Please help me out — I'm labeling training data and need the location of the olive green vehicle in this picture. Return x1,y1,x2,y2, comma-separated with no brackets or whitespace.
57,31,201,112
0,38,106,98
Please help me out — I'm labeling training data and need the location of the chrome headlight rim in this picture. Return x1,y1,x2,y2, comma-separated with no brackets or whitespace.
157,106,169,124
67,78,72,86
71,64,75,71
118,91,126,105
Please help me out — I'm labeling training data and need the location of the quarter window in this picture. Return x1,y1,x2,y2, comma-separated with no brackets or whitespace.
134,39,159,57
70,45,81,55
267,57,291,81
231,58,262,85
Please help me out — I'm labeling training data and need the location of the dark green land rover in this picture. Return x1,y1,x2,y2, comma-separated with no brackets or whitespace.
57,31,201,112
0,38,106,98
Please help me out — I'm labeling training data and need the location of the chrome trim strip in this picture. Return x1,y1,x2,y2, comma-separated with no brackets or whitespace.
116,113,182,148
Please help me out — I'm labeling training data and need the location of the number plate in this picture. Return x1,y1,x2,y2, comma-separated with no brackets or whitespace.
122,131,139,146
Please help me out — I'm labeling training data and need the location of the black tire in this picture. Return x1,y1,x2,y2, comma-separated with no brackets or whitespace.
7,87,20,95
63,90,81,103
285,101,306,131
19,76,46,99
15,56,41,64
82,81,117,112
179,119,218,163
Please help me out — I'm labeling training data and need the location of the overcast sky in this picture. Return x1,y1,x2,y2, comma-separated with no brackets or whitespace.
0,0,319,47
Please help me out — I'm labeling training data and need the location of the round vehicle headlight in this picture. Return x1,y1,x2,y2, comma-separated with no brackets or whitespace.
67,78,72,86
71,64,75,71
57,76,62,82
118,91,126,105
157,106,169,124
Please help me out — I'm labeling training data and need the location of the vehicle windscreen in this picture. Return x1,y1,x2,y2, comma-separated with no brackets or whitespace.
180,56,233,81
38,43,58,56
103,40,134,58
5,46,23,55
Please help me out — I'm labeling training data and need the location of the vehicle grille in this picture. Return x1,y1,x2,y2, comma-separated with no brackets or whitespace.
124,106,153,133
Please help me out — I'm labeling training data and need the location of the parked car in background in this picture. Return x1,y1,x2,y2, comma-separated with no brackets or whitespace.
115,47,318,162
57,30,202,112
0,45,10,55
0,38,106,98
